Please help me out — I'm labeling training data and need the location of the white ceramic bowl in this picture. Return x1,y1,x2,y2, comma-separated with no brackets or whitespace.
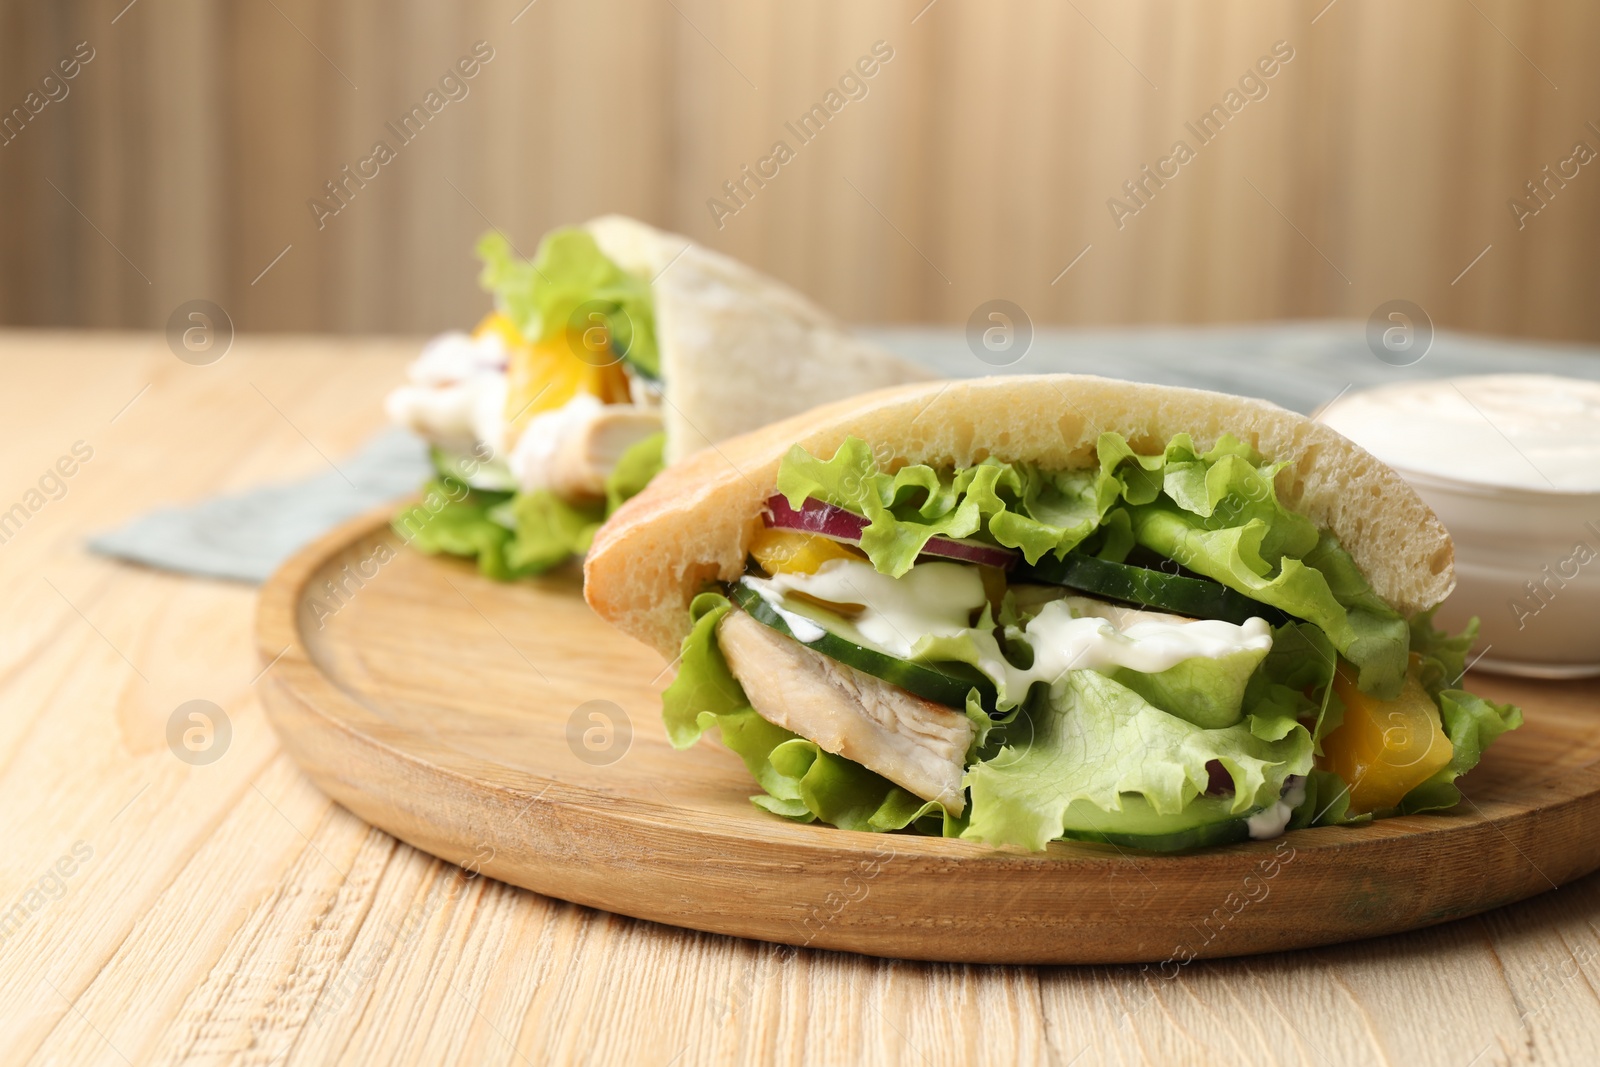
1319,375,1600,678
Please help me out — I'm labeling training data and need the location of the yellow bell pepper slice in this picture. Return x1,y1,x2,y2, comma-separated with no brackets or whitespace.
1320,658,1453,814
749,528,865,576
502,328,633,438
472,311,525,350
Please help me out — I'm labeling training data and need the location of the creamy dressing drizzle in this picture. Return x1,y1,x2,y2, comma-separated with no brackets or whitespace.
1246,776,1306,840
746,559,985,658
1002,598,1272,684
770,605,826,644
744,558,1273,691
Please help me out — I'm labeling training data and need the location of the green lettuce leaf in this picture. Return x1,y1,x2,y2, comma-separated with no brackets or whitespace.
756,738,947,833
392,478,529,581
775,437,1120,577
605,431,666,514
1289,769,1371,829
1396,688,1523,814
477,229,659,379
660,592,748,747
962,670,1312,851
1112,644,1270,730
1400,608,1524,811
1408,607,1477,699
1101,433,1319,562
1242,621,1342,752
1085,507,1136,562
498,491,604,573
393,478,602,581
395,428,666,581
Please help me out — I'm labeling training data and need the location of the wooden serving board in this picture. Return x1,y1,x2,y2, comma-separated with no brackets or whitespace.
257,508,1600,965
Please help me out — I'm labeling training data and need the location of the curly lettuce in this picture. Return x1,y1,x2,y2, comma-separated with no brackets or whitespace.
1395,610,1523,814
962,670,1313,851
477,229,659,379
393,432,664,579
776,437,1121,575
393,477,524,580
778,432,1408,697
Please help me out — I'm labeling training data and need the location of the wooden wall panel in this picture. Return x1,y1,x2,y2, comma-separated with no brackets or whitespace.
0,0,1596,341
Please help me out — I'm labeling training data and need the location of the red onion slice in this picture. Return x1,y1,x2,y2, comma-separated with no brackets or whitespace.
763,494,1018,570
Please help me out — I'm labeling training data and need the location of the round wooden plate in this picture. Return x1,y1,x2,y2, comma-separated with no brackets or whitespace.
257,508,1600,965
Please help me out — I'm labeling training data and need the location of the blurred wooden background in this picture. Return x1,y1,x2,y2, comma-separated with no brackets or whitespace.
1,0,1597,340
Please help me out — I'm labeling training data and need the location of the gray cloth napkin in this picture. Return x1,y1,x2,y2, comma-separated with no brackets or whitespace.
87,322,1600,583
89,428,432,583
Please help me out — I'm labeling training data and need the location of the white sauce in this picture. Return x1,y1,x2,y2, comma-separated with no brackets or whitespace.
747,559,1273,690
746,559,986,658
771,605,827,644
1246,776,1306,840
385,330,510,453
1319,374,1600,493
1011,597,1272,681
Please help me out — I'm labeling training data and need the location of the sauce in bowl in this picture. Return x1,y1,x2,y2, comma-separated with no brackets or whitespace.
1321,375,1600,678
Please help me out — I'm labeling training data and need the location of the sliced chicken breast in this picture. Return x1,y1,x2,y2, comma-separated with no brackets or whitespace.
547,407,664,500
716,610,975,814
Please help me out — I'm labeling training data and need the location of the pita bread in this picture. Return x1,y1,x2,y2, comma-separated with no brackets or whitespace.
585,375,1457,659
585,215,932,463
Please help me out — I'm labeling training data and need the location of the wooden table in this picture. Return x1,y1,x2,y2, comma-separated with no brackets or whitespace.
4,331,1599,1066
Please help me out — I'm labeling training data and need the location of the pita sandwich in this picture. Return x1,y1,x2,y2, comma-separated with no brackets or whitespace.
384,215,929,577
585,376,1521,851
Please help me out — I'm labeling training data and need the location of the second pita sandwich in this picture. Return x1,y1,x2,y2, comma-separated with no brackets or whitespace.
386,215,928,578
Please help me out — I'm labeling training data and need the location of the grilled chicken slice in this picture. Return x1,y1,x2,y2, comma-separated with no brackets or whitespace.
717,610,975,814
547,406,663,500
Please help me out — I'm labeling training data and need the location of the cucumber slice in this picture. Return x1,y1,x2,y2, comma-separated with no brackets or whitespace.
1057,793,1258,851
429,445,517,493
1017,552,1289,626
729,580,993,711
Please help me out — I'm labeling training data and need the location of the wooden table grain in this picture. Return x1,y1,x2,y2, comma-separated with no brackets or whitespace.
3,330,1599,1067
